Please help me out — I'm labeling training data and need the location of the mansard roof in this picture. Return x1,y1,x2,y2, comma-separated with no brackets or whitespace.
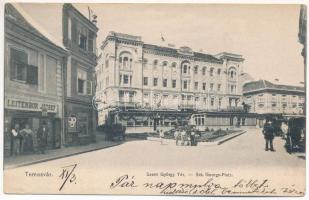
103,32,227,64
243,80,305,95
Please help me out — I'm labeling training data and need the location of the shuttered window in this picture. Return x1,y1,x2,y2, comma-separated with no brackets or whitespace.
88,31,94,52
10,48,38,85
10,48,27,81
27,65,38,85
86,80,92,95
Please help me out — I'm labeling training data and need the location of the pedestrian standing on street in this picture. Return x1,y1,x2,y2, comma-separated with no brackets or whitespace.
190,129,196,146
10,123,21,156
37,122,48,154
262,120,275,152
281,121,288,139
174,128,180,145
181,128,186,146
159,129,164,145
21,124,34,154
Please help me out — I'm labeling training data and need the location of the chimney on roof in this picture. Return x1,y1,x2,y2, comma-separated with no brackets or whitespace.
168,43,175,48
274,78,279,83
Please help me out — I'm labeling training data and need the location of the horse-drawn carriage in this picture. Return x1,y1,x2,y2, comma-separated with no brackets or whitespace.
284,116,306,153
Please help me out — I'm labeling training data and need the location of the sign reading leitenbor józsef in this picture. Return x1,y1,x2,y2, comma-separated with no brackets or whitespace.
5,98,57,113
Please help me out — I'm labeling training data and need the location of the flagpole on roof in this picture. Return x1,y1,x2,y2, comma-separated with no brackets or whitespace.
160,33,165,46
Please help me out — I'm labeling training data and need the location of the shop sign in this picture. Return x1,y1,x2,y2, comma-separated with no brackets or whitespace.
5,98,57,113
68,117,77,132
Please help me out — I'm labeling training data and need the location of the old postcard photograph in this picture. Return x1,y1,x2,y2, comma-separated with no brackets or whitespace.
2,0,307,197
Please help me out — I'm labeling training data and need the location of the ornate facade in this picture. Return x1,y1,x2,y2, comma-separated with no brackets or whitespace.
96,32,245,126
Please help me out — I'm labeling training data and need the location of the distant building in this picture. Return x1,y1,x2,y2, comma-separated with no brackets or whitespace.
4,4,67,156
243,80,305,115
96,32,248,127
62,4,98,144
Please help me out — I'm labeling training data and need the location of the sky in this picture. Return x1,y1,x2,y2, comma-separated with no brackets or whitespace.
18,3,305,86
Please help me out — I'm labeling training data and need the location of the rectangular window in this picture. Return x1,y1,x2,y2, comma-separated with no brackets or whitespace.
202,83,206,91
194,82,198,90
219,98,222,107
217,84,221,91
79,33,87,50
172,80,176,88
86,80,92,95
143,77,148,86
163,79,167,87
210,68,214,76
202,67,206,75
153,78,158,86
211,98,214,106
78,78,85,94
88,31,95,52
194,66,198,74
26,65,38,85
210,83,214,91
183,80,188,89
123,75,129,84
77,68,88,95
10,48,38,85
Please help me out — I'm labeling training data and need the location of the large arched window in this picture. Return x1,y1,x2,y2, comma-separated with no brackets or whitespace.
181,61,190,74
119,52,133,70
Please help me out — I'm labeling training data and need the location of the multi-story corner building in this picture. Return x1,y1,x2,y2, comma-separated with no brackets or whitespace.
243,80,305,115
96,32,246,127
4,4,67,156
62,4,98,144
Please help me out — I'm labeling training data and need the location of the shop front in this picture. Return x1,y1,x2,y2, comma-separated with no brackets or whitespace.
65,103,95,145
4,97,61,157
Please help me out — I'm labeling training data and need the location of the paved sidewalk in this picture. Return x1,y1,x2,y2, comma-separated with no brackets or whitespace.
4,134,121,169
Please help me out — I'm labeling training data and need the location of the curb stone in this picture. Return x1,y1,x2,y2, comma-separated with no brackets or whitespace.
4,142,122,170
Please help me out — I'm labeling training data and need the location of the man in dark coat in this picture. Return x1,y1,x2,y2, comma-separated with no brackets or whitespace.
37,122,48,154
263,120,275,151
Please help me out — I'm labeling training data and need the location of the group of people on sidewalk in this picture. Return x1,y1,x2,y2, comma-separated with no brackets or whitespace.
10,122,49,156
157,126,198,146
174,128,197,146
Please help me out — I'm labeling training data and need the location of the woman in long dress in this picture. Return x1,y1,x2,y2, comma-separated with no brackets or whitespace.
21,124,34,154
